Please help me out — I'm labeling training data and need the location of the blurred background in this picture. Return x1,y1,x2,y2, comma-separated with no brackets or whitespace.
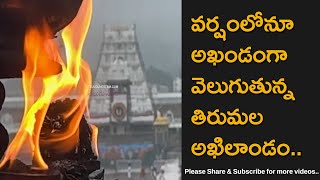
1,0,181,179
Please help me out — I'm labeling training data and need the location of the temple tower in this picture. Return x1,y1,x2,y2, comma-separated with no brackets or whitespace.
89,25,154,136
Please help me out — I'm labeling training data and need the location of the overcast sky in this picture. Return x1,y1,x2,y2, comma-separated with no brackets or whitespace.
84,0,181,76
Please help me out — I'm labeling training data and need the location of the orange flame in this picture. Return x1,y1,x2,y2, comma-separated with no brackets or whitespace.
0,0,94,170
89,124,99,158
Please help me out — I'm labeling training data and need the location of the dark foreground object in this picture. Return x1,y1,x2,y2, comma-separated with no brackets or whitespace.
0,170,61,180
0,99,104,180
0,82,8,158
0,159,104,180
0,122,9,159
0,0,83,78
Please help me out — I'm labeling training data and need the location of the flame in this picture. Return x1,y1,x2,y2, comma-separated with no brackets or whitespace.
0,0,93,170
89,124,99,158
